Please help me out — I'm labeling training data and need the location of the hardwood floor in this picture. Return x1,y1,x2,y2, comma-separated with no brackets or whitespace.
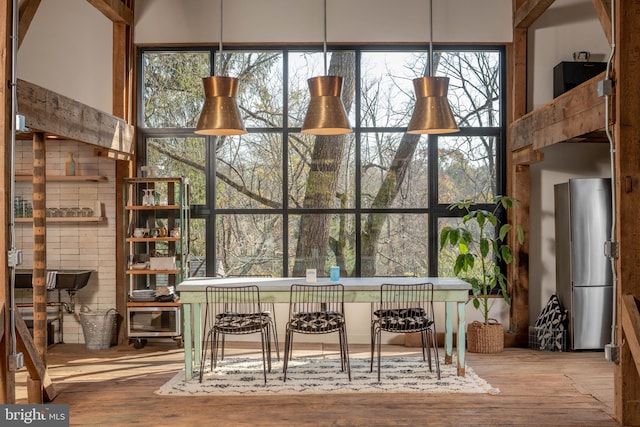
15,342,617,426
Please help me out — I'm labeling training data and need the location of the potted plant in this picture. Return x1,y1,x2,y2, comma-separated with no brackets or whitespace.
439,195,524,353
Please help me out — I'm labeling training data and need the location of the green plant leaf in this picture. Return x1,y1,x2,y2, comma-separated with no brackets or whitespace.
465,253,475,269
501,245,513,264
503,292,511,305
451,228,463,246
439,227,451,250
454,255,466,275
463,211,474,224
517,224,525,244
486,212,497,227
480,238,489,257
440,196,522,323
499,224,511,241
491,240,500,258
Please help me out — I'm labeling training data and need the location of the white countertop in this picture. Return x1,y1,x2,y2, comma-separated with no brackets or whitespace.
177,276,471,292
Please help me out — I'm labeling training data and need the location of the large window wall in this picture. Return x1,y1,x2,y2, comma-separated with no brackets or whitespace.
137,45,506,279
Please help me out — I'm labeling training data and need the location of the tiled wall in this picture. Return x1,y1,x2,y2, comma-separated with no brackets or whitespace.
13,139,116,344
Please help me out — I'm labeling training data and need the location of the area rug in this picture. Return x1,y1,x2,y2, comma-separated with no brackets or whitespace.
156,356,499,396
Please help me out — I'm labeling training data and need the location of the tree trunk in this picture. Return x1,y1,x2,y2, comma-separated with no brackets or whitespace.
292,52,355,276
361,134,421,276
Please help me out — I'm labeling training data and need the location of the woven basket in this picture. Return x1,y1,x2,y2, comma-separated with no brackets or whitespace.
467,320,504,353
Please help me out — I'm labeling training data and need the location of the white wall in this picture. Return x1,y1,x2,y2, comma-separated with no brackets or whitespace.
528,0,611,110
17,0,112,113
134,0,513,45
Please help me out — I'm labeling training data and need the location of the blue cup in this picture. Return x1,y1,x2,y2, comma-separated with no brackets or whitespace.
330,266,340,281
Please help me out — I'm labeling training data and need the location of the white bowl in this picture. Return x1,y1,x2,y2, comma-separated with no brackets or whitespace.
131,263,149,270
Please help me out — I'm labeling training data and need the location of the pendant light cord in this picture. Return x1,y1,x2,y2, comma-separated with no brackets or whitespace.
218,0,224,76
323,0,328,75
428,0,433,77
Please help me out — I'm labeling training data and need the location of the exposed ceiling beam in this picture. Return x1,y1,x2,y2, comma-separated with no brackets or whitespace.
17,79,135,156
18,0,41,49
514,0,555,28
86,0,133,26
592,0,612,45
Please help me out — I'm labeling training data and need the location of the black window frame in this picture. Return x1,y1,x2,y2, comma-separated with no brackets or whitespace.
136,44,507,278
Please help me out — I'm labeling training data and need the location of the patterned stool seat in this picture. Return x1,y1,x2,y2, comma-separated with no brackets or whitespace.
215,312,272,334
374,308,432,332
289,310,345,333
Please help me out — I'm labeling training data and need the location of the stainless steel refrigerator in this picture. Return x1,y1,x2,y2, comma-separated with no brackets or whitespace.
554,178,613,350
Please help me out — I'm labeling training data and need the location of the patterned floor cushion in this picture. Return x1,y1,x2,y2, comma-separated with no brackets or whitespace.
533,294,568,351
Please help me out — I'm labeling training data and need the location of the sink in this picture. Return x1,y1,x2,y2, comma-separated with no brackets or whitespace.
14,269,93,291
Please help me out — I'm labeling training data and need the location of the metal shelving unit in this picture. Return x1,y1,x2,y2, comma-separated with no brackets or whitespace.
123,177,189,349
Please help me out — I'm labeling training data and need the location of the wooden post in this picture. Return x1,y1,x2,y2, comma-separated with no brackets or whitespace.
32,132,46,364
112,0,134,343
510,164,530,345
507,1,531,345
0,0,15,405
614,0,640,423
26,378,42,404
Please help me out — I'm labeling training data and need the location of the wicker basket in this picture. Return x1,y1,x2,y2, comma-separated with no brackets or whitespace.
467,320,504,353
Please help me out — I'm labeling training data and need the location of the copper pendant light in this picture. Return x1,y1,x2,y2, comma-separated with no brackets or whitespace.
195,0,247,136
196,76,246,135
406,0,458,135
301,0,352,135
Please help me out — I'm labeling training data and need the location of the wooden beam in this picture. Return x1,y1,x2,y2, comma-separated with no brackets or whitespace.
509,164,531,346
16,79,135,155
17,0,41,49
93,148,131,161
511,28,528,121
0,305,4,342
0,0,16,404
514,0,555,28
592,0,612,45
509,72,607,151
31,132,46,363
111,0,135,344
14,311,57,402
512,147,544,165
614,0,640,423
508,1,531,348
113,22,129,121
86,0,133,26
621,295,640,378
111,0,134,123
115,160,130,343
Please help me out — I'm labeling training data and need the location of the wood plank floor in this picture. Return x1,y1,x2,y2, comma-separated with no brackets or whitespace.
15,342,618,426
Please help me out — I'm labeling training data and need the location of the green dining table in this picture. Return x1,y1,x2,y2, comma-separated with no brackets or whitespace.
176,276,472,380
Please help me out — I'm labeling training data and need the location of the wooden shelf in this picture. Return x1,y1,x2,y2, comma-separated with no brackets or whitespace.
126,236,181,243
15,217,106,223
509,72,606,153
125,205,180,211
126,301,181,307
126,269,181,275
15,175,108,182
